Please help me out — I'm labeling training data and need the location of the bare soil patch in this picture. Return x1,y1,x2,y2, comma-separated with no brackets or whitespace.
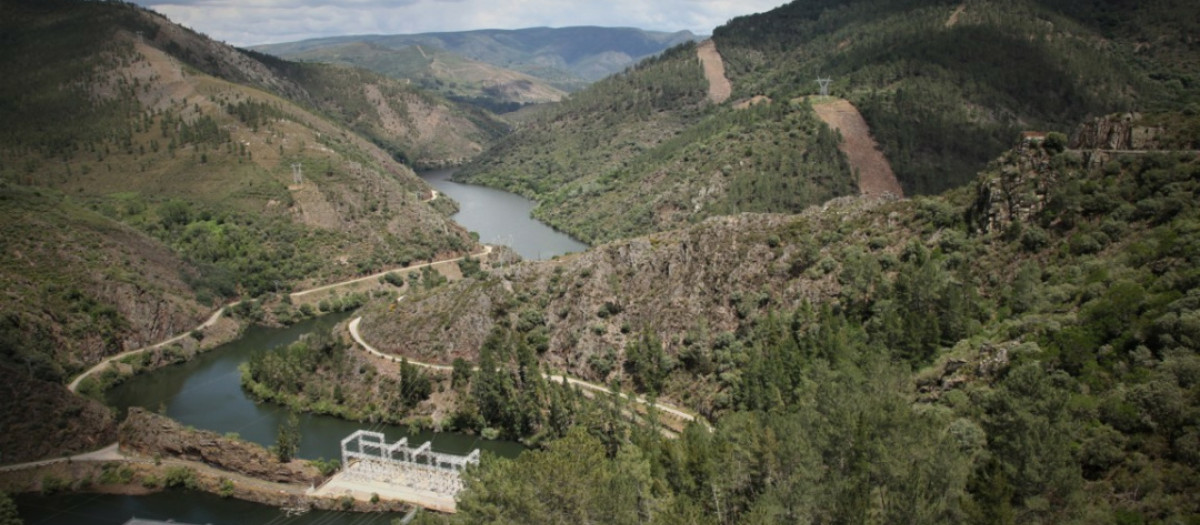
946,3,966,28
812,99,904,198
696,40,732,104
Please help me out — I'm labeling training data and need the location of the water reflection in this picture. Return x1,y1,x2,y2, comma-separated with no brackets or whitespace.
422,168,588,260
106,312,523,460
17,490,401,525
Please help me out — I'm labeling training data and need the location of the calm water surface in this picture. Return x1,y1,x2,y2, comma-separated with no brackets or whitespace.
422,168,588,260
20,173,568,523
51,313,525,523
17,490,401,525
105,312,523,460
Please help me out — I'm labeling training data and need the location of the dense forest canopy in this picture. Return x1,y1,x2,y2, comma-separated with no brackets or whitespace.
404,114,1200,523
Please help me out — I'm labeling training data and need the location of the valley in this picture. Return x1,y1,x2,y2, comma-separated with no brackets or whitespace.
3,0,1200,524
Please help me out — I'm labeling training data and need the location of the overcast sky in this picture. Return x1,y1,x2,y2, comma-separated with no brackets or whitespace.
129,0,788,47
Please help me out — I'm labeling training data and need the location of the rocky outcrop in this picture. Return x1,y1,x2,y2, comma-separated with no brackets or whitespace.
967,145,1057,235
1071,112,1163,150
118,408,318,484
363,202,886,389
916,342,1014,401
0,364,117,465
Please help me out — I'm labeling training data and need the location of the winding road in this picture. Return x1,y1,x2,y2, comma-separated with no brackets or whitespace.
67,307,227,393
347,317,711,431
67,244,492,394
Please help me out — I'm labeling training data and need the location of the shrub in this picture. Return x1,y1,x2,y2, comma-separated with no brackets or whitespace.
1043,132,1068,153
163,466,197,489
218,478,235,498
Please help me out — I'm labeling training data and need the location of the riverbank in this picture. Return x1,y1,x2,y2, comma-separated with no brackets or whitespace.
0,409,413,514
0,453,411,514
66,244,494,399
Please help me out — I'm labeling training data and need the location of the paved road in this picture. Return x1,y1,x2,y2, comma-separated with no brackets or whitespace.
347,316,711,431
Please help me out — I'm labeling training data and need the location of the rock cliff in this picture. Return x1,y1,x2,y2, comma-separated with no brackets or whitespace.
118,408,318,484
1070,112,1163,150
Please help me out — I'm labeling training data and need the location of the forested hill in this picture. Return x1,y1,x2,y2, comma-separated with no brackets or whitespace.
381,113,1200,523
251,41,570,112
0,0,483,462
253,27,700,93
456,0,1199,244
713,0,1197,193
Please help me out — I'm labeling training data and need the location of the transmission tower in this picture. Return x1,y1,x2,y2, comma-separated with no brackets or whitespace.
816,77,833,97
493,234,515,268
291,163,303,185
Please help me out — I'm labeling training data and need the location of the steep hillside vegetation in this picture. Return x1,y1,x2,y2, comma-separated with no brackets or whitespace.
0,0,479,298
458,42,857,244
0,0,485,461
456,0,1198,244
376,114,1200,523
241,50,509,168
254,27,699,93
715,0,1195,193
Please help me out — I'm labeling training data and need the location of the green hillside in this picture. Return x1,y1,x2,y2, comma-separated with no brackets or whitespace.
455,0,1199,245
374,113,1200,524
713,0,1196,194
0,0,492,460
256,41,568,113
254,26,699,93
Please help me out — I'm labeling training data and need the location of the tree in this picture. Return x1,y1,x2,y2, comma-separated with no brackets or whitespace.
1043,132,1068,154
399,358,432,409
0,492,21,525
455,428,652,524
274,412,301,462
451,357,473,390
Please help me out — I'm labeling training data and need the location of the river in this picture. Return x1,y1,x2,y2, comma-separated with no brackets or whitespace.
18,172,574,524
16,490,400,525
104,312,525,460
421,168,588,260
19,314,522,524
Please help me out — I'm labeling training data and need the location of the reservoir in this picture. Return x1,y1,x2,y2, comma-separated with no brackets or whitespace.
105,312,524,461
422,168,588,260
16,490,401,525
18,174,571,523
22,313,522,523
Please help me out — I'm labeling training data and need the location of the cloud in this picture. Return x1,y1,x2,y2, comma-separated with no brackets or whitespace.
130,0,786,46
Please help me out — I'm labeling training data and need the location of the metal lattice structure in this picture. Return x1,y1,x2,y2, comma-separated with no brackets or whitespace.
340,430,480,497
816,77,833,97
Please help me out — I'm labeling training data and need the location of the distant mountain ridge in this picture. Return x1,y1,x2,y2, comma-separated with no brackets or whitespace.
456,0,1200,244
253,26,700,93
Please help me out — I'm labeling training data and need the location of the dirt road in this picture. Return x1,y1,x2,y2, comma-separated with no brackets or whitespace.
67,245,491,393
347,317,710,431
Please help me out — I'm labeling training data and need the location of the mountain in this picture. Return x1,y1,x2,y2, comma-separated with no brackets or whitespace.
252,26,700,96
365,113,1200,522
455,0,1199,244
252,40,569,112
0,0,488,461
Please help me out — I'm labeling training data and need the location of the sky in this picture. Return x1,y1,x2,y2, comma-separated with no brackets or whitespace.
129,0,789,47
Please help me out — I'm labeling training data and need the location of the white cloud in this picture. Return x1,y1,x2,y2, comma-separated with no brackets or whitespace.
131,0,787,46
